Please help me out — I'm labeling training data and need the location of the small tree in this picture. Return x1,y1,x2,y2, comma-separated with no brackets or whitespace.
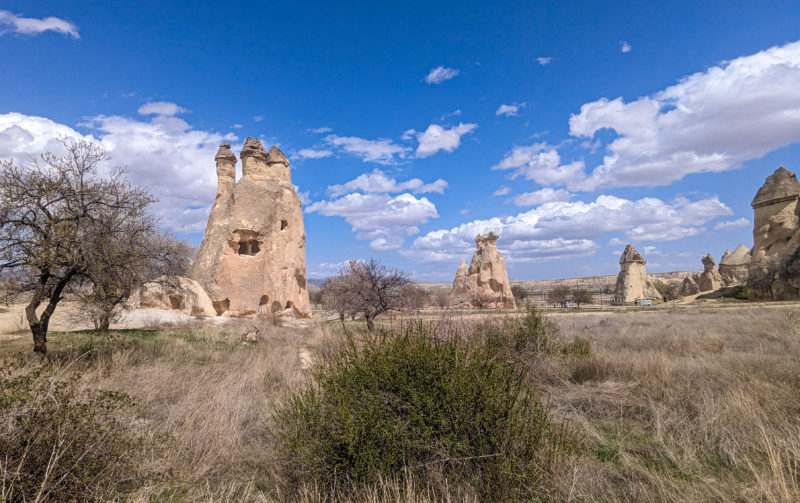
398,283,427,311
434,291,451,310
0,138,172,353
335,259,410,331
546,285,572,306
571,289,592,308
511,284,528,304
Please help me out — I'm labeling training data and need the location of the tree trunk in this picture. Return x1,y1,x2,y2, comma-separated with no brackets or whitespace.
31,322,47,354
365,314,375,331
25,272,74,355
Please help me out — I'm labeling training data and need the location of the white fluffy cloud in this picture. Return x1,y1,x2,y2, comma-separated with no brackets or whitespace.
324,134,407,164
714,217,750,230
0,107,236,234
512,187,571,206
496,104,522,117
306,193,439,251
536,57,552,65
620,41,632,53
327,169,447,197
297,148,333,159
137,101,185,116
496,40,800,192
0,10,79,38
493,186,510,196
425,66,459,84
402,194,732,263
415,123,477,158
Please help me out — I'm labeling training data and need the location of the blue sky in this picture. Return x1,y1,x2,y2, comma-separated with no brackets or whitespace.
2,1,800,281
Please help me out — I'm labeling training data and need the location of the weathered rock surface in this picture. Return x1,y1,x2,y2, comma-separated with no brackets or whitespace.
188,138,311,317
449,232,516,309
719,244,751,286
748,167,800,299
680,275,700,296
697,254,724,292
130,276,216,316
614,244,660,303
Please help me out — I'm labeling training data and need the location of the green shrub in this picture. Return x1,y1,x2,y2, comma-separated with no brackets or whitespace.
275,324,567,501
478,305,561,360
563,336,593,359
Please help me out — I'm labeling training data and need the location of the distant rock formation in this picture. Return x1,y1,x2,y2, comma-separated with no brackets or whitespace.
680,276,700,296
614,244,660,303
748,167,800,299
188,139,311,317
697,253,724,292
719,244,751,286
449,232,516,309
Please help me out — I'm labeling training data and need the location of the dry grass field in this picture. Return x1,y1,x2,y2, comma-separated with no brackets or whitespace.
1,304,798,501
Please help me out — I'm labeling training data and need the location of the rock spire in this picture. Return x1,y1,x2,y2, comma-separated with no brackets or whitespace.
449,232,516,309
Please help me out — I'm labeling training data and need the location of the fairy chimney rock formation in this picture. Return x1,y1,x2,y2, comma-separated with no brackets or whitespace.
697,253,724,292
449,232,516,308
748,167,800,299
188,137,311,317
719,244,751,286
614,244,659,303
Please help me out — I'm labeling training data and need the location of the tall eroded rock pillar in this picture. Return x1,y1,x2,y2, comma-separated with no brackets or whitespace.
449,232,515,309
614,244,659,303
188,137,311,317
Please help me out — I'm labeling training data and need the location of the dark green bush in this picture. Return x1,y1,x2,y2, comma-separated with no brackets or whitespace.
563,336,593,359
275,323,567,501
0,359,140,502
479,305,562,360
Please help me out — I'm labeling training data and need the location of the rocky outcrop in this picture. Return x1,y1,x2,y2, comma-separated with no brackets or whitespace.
614,244,660,303
719,244,751,286
449,232,516,309
748,167,800,299
188,138,311,317
680,276,700,296
697,254,724,292
130,276,216,316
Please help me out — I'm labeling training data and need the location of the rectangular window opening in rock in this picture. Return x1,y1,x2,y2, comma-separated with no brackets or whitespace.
281,220,288,231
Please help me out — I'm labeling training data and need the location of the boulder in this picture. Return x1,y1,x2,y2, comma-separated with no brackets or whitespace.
188,138,311,317
449,232,516,309
718,244,751,286
613,244,660,303
697,254,724,292
131,276,216,316
680,275,700,296
748,167,800,299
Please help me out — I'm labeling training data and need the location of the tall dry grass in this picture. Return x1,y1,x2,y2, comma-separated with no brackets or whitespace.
1,304,798,501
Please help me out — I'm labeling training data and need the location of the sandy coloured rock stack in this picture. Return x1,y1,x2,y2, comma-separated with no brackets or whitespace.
697,254,724,292
680,276,700,296
449,232,516,309
747,167,800,299
719,244,751,286
130,276,217,316
188,138,311,317
614,244,660,303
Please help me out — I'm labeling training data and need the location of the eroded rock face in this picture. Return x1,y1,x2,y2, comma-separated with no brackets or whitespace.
449,232,516,309
748,167,800,299
614,244,660,303
719,244,751,286
697,254,724,292
680,275,700,297
130,276,216,316
188,138,311,317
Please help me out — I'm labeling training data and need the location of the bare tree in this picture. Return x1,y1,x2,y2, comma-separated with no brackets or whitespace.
321,276,358,324
571,289,592,308
398,283,427,311
434,291,451,310
335,259,410,331
546,285,572,307
511,284,528,304
0,138,170,353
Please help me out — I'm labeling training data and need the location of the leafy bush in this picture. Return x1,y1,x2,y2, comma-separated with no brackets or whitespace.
0,359,140,501
275,323,568,501
563,336,593,359
477,305,562,360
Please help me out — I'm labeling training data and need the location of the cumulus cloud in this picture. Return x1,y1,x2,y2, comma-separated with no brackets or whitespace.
536,57,552,65
425,66,459,84
253,115,264,122
327,169,447,197
402,194,732,263
297,148,333,159
306,193,439,251
137,102,185,116
496,103,524,117
493,186,510,197
620,41,632,53
493,142,585,188
714,217,751,230
309,126,332,133
415,123,477,158
503,40,800,192
607,237,625,246
324,134,407,164
0,10,79,38
0,110,235,234
511,187,571,206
